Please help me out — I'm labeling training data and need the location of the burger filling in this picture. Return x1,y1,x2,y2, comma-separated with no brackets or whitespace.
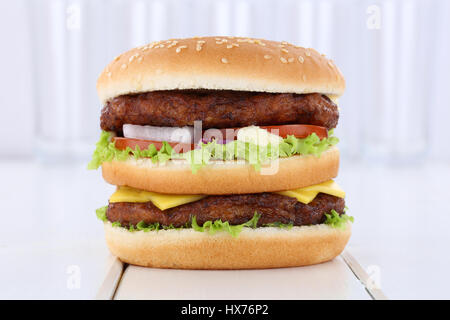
106,193,345,228
95,180,353,237
88,91,340,173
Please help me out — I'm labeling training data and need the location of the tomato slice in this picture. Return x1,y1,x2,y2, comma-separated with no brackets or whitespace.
112,137,194,153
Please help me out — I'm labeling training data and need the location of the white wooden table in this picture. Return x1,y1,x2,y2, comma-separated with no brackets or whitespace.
98,252,381,300
1,159,449,299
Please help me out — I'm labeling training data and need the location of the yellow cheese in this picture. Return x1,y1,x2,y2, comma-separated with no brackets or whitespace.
109,186,205,211
326,94,340,105
275,180,345,204
109,180,345,210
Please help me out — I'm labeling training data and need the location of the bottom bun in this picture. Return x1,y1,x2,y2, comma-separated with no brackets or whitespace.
104,222,351,269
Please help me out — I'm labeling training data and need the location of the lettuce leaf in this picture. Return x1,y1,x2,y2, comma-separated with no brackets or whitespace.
324,210,354,229
87,131,174,170
191,212,260,238
264,222,294,229
88,130,339,173
95,206,108,221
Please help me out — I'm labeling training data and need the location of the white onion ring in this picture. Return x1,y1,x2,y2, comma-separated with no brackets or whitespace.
123,124,194,143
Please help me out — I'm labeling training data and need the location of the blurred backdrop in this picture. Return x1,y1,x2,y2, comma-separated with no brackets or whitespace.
1,0,450,299
1,0,450,164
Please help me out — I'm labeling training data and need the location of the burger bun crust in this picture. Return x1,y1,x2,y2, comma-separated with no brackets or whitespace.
104,222,351,269
101,146,340,194
97,37,345,104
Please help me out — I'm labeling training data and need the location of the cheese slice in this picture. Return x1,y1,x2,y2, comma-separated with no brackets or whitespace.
326,94,340,105
275,180,345,204
109,180,345,210
109,186,206,210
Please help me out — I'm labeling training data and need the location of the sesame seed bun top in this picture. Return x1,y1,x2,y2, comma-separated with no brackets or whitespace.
97,37,345,105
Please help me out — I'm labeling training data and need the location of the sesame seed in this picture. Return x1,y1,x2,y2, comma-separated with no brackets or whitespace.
121,63,127,69
288,57,294,63
167,41,177,48
237,39,247,43
328,61,334,67
226,44,233,49
221,58,229,64
280,57,287,63
305,50,311,57
298,56,304,63
281,48,289,53
129,53,139,62
137,57,143,63
264,55,271,59
302,74,307,81
114,55,120,61
196,40,205,51
176,45,187,53
281,41,288,45
107,72,112,77
232,43,239,47
278,44,285,48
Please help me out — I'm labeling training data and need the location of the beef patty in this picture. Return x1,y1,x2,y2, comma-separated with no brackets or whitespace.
106,193,345,228
100,90,339,134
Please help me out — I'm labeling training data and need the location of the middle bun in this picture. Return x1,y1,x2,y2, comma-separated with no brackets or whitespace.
102,146,339,195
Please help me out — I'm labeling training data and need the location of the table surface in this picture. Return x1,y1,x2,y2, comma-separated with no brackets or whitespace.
0,159,449,299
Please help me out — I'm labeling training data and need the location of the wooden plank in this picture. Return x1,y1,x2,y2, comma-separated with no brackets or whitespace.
341,250,388,300
114,256,370,300
95,255,124,300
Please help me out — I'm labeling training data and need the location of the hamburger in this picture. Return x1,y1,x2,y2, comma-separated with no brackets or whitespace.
89,37,353,269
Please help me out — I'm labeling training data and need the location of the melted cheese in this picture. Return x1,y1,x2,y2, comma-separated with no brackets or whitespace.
326,94,340,105
275,180,345,204
109,186,205,210
109,180,345,210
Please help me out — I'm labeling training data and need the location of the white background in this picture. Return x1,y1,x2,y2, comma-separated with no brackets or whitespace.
1,0,450,299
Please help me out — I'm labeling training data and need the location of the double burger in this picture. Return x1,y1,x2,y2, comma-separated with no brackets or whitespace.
89,37,353,269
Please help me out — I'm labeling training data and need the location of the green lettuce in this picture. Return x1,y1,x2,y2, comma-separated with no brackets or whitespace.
95,206,108,221
88,130,339,173
96,205,354,237
324,210,354,229
191,212,260,237
264,222,294,229
87,131,174,170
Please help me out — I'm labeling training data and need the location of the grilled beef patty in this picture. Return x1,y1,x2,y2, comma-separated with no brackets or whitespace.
101,90,339,134
106,192,345,228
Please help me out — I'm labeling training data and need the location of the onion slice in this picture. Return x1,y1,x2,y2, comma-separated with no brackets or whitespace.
123,124,194,144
